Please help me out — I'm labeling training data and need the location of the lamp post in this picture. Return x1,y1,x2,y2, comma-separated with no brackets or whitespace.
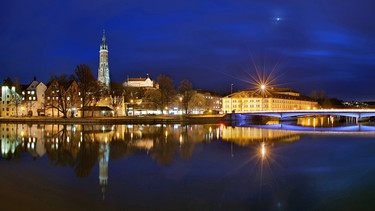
179,97,183,115
230,83,234,113
261,84,266,111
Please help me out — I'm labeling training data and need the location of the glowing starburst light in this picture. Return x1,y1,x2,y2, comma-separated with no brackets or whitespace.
246,57,284,96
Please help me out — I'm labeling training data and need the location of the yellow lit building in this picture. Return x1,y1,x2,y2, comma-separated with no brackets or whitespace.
222,88,318,113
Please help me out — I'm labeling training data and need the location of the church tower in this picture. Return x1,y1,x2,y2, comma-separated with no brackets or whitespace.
98,30,110,90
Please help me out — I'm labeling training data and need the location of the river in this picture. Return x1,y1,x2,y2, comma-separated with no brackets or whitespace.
1,117,375,210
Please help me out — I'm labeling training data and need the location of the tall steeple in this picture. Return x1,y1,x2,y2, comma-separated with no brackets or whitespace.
98,30,110,90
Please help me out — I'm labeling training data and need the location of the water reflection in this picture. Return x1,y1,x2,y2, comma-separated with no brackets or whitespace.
2,121,375,205
0,123,225,198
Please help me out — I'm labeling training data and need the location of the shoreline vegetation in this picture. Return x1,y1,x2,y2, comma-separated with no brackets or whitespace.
0,114,226,124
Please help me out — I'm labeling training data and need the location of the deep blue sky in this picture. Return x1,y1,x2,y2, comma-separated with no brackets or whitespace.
1,0,375,101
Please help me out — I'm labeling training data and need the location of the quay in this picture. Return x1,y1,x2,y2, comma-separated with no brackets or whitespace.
0,115,225,124
2,109,375,125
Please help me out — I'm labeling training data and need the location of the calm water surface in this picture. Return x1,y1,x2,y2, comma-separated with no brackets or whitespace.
2,117,375,210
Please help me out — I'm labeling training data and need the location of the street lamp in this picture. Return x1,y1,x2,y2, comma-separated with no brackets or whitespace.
179,97,183,114
261,84,266,111
230,83,234,113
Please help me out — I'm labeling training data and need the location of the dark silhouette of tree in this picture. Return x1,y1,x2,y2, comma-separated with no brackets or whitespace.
178,79,195,114
151,125,178,164
74,64,102,117
45,74,76,118
179,125,195,160
189,94,206,112
157,74,176,113
74,139,99,178
109,82,124,116
143,89,163,112
310,90,343,108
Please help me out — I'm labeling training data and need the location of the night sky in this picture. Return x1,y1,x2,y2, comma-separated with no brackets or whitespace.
1,0,375,101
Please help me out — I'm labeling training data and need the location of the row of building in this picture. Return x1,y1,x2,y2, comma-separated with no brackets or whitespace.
0,76,318,117
0,31,318,117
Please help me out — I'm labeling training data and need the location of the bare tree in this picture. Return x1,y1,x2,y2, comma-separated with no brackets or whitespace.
157,74,176,113
45,74,77,118
74,64,101,117
48,75,81,117
109,82,124,116
189,94,206,113
178,79,195,114
143,89,163,112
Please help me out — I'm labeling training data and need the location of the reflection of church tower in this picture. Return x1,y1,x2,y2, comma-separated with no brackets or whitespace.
99,142,110,199
98,30,110,90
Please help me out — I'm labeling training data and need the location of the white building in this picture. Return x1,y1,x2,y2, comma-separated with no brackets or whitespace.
21,77,47,116
1,79,21,117
222,88,318,113
123,75,155,88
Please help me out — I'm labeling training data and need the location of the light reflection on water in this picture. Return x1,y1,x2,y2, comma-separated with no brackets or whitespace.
2,120,375,210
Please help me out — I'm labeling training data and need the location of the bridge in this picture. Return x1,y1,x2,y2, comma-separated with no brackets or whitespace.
227,109,375,121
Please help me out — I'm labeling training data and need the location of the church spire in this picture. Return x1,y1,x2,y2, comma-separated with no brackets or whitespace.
100,29,108,50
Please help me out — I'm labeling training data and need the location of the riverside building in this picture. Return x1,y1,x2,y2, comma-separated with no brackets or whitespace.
222,88,318,113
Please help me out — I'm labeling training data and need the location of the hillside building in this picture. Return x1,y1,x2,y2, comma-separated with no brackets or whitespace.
123,75,155,88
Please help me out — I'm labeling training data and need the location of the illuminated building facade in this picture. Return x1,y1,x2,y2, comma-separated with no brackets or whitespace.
45,79,81,117
21,77,47,116
0,78,21,117
222,88,318,113
123,75,155,88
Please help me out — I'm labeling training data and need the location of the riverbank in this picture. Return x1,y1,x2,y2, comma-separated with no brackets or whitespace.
0,114,226,124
